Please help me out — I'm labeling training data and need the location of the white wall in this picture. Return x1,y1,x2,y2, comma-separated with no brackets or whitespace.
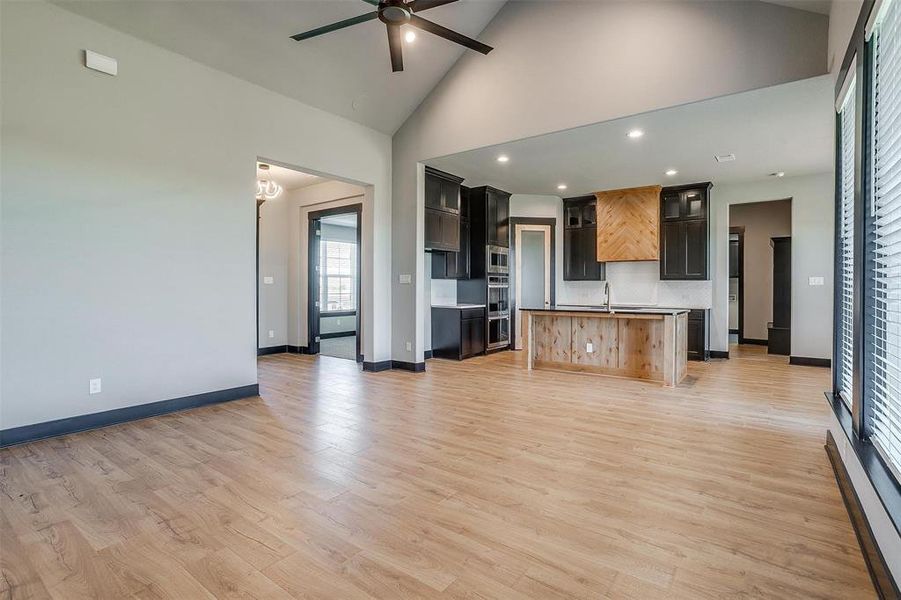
1,1,392,430
258,195,289,347
711,173,835,358
393,0,829,363
829,0,865,76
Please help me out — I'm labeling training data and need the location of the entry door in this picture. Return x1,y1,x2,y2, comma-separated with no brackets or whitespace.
308,218,322,354
514,224,551,350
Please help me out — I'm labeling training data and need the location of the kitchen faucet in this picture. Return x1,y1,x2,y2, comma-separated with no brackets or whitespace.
605,281,612,311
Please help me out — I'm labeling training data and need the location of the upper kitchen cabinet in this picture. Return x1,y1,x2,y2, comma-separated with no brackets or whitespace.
595,185,662,262
424,167,465,252
563,196,605,281
659,182,711,280
432,186,471,280
470,186,511,248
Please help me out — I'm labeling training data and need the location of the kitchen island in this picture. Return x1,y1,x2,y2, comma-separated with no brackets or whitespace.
521,306,689,387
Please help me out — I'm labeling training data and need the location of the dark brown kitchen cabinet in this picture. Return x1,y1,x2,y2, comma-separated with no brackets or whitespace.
659,182,711,280
432,212,470,279
484,187,510,247
425,209,460,252
563,196,605,281
425,167,465,252
431,306,486,360
687,309,708,361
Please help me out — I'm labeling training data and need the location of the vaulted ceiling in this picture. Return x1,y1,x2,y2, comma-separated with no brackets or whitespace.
55,0,505,134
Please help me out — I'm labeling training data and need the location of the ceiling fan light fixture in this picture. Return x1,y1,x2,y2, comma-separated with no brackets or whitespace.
289,0,493,73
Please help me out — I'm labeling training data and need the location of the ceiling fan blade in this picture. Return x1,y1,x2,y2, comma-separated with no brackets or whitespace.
409,0,459,12
291,11,378,41
386,24,404,72
409,15,493,54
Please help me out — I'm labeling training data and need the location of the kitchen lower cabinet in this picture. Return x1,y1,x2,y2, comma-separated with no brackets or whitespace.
431,307,486,360
687,309,708,361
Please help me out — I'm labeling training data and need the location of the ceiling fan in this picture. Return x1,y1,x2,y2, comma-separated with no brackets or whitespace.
290,0,493,73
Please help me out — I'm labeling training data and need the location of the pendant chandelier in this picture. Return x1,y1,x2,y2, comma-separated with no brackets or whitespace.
256,164,282,201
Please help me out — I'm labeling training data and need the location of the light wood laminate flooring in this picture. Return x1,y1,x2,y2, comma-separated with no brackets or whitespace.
1,346,873,598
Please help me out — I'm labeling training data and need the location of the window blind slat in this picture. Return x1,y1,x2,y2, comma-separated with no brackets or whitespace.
839,75,856,407
870,0,901,474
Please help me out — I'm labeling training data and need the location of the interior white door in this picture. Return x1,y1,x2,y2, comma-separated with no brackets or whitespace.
514,224,551,350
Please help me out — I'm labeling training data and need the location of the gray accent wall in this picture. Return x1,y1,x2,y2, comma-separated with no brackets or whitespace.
1,2,391,429
393,0,829,362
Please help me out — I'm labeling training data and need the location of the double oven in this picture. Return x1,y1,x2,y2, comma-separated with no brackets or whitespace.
487,245,510,349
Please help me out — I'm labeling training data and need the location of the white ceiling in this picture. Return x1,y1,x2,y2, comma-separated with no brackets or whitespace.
258,163,325,190
55,0,505,134
426,75,834,197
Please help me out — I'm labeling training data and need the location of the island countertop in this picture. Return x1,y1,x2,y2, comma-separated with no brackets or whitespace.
520,305,691,316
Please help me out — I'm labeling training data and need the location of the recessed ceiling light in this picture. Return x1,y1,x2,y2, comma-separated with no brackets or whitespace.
770,171,785,177
627,129,644,139
497,155,509,163
665,169,678,176
405,30,416,43
557,184,568,190
715,153,736,163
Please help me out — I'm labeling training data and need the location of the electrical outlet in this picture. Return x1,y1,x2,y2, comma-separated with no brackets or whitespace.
399,273,412,284
336,319,341,326
586,342,594,353
808,276,825,286
268,330,275,339
89,378,102,394
405,341,412,352
263,276,274,285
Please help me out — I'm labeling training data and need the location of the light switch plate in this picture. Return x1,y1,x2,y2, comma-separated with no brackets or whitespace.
809,276,825,286
263,276,274,285
89,378,102,394
586,342,594,353
268,330,275,339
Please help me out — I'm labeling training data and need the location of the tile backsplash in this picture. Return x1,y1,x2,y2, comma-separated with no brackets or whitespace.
558,261,713,309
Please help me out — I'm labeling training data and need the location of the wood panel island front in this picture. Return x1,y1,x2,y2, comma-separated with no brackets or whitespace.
522,306,689,387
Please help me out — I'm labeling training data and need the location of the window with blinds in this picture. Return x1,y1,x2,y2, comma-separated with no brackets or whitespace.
870,0,901,472
838,77,857,408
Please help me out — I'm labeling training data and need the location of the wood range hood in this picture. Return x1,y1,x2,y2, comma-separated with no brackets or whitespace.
594,185,661,262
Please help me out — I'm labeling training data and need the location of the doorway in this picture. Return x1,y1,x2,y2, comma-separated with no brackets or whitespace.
510,218,555,350
729,226,744,344
308,205,362,361
728,199,792,354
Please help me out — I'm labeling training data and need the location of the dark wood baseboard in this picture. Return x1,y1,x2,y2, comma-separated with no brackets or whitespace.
729,328,739,335
362,360,392,372
740,338,768,346
287,345,309,354
391,361,426,372
424,350,433,359
791,356,831,368
825,430,900,598
258,345,287,356
319,331,355,340
709,350,730,359
0,384,259,448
